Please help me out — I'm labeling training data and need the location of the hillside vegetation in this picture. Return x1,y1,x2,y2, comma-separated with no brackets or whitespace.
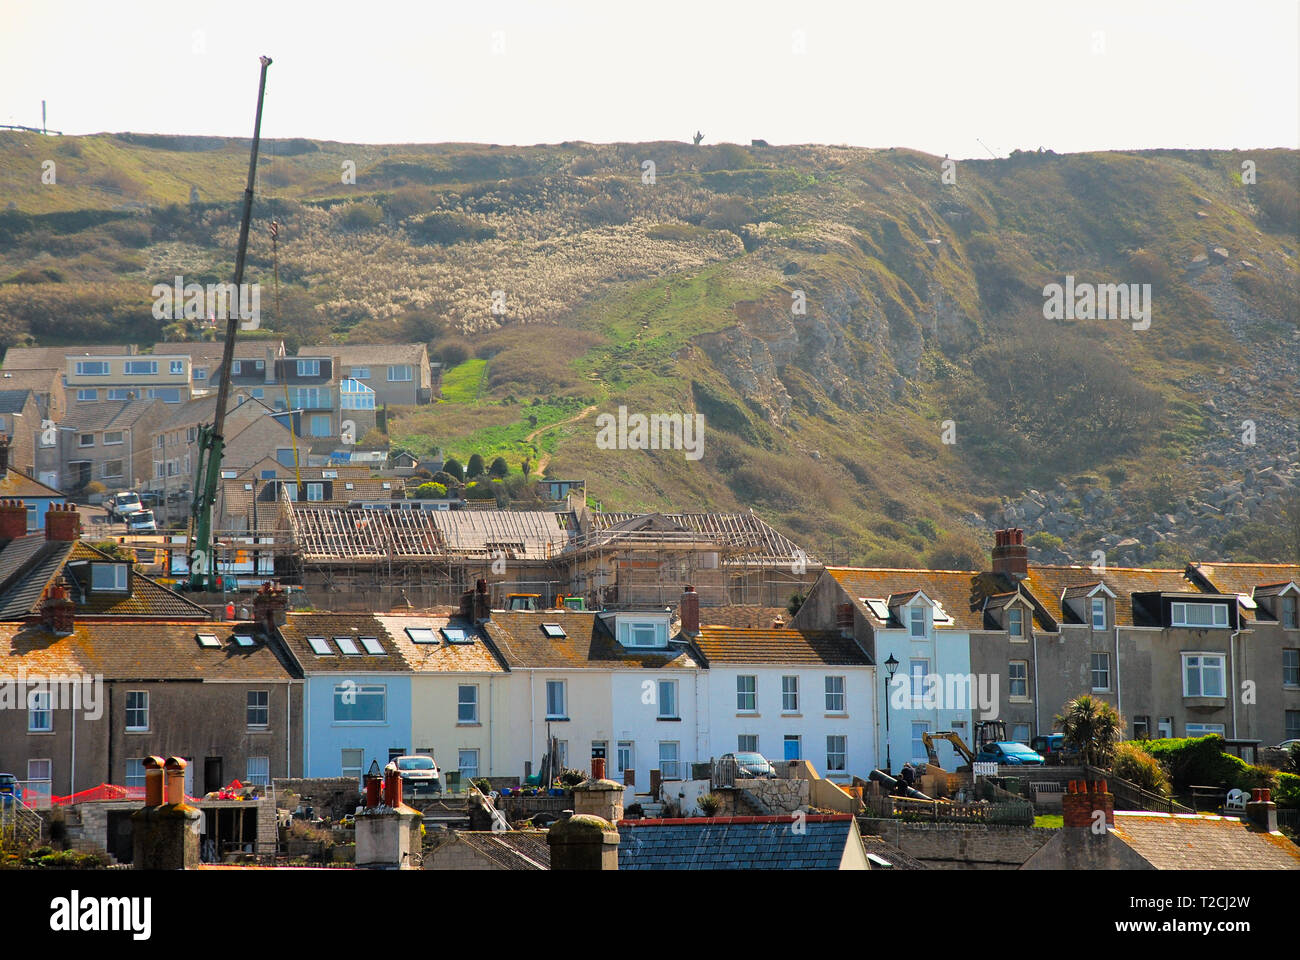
1,132,1297,565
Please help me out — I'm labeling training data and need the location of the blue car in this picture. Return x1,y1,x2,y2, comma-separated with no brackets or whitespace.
0,773,22,806
975,742,1046,765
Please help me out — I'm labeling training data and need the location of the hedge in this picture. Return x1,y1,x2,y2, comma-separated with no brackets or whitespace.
1140,735,1275,793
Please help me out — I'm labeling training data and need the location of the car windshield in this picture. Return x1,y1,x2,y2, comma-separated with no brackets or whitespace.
734,753,766,764
397,757,435,770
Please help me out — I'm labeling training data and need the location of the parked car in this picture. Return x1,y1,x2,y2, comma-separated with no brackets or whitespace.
720,751,776,778
975,741,1046,766
1030,734,1080,765
107,491,142,521
0,773,22,806
126,509,157,533
138,492,162,508
391,755,441,796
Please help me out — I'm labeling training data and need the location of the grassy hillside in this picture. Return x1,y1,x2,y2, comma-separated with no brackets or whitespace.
1,132,1297,564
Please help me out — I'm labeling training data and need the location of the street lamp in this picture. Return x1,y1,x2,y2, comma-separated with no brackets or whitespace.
883,654,899,774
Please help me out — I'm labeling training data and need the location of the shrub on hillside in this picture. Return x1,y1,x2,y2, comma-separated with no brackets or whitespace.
408,211,495,245
335,202,382,231
414,482,447,499
924,531,987,571
1141,736,1276,793
1027,532,1064,552
1110,742,1171,797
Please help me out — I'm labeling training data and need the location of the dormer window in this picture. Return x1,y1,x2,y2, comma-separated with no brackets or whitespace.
909,607,926,638
1282,595,1299,630
1172,601,1229,628
1091,597,1107,630
90,563,128,592
618,619,668,648
1007,607,1024,638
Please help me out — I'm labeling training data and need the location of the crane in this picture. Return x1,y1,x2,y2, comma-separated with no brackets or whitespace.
187,56,272,591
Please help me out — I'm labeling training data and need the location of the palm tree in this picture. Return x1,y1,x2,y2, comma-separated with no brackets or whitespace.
1055,694,1124,767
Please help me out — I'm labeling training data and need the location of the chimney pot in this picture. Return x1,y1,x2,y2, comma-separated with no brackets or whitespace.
592,757,607,780
991,527,1028,579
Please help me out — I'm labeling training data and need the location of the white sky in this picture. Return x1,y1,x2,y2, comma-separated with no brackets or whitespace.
2,0,1297,158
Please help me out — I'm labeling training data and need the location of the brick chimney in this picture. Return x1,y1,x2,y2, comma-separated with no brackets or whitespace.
45,503,81,542
1245,787,1278,832
547,813,620,870
252,581,288,631
0,434,10,474
0,498,28,539
679,585,700,636
992,528,1028,579
40,581,76,636
1061,779,1114,830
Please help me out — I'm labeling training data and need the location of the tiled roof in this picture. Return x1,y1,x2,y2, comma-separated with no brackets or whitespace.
484,612,698,670
617,815,857,869
0,537,77,619
447,831,550,869
0,369,61,393
0,468,63,499
60,398,162,431
297,343,427,365
1023,565,1198,627
826,568,986,631
861,835,927,869
697,606,792,629
277,612,413,673
0,620,298,681
1111,812,1300,870
589,511,813,565
691,626,870,666
0,389,34,414
1186,562,1300,623
377,615,508,673
3,345,126,370
150,340,284,363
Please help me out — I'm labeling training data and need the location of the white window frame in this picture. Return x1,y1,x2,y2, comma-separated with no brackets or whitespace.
1091,597,1107,630
1185,723,1226,738
909,606,927,638
296,359,321,377
1182,653,1227,698
102,431,124,446
826,735,847,773
125,690,149,732
1171,601,1229,628
545,680,566,719
458,684,479,723
458,749,480,780
125,758,147,789
1090,652,1111,691
781,675,799,713
737,734,758,753
351,366,370,380
1284,649,1300,688
657,679,678,719
387,364,413,382
75,361,109,377
341,748,364,782
1281,596,1299,630
333,683,386,722
1009,660,1029,700
616,741,634,777
824,675,846,713
28,690,52,732
909,658,928,703
1007,606,1024,638
247,690,269,728
125,360,158,376
246,756,270,787
736,675,757,712
658,741,680,780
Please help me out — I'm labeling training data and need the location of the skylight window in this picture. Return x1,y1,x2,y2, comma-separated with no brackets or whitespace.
359,636,385,655
541,623,567,639
307,636,333,655
441,627,471,644
233,634,255,647
863,598,890,621
196,633,221,648
335,635,361,655
406,627,437,644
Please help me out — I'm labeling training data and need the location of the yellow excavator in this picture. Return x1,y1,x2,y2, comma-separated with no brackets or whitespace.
920,730,977,772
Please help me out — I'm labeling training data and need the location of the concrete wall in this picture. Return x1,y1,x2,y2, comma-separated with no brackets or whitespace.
858,818,1056,869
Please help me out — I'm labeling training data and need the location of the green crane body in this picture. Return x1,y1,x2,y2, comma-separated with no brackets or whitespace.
188,56,272,592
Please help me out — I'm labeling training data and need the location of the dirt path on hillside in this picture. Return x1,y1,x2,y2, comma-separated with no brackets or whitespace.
525,404,598,475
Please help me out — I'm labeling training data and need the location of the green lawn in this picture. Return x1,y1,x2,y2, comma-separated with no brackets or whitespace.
1034,814,1063,829
438,358,488,403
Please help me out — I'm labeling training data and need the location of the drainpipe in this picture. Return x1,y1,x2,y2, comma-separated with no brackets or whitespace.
285,681,291,778
529,669,535,776
303,680,310,777
70,685,76,796
1032,630,1040,737
1229,627,1240,740
488,674,494,777
1114,624,1122,726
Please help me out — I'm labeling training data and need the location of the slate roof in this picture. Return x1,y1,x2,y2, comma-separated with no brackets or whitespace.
484,612,699,670
444,831,550,870
3,345,126,370
698,606,791,629
60,398,162,431
277,612,413,673
0,468,63,499
377,615,508,674
0,369,62,392
297,343,427,366
691,626,870,666
1110,812,1300,870
0,537,75,619
0,389,34,414
0,620,298,681
617,815,858,869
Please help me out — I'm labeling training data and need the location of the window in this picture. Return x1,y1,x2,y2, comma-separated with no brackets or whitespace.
1007,607,1023,637
1287,711,1300,740
359,636,384,655
76,388,99,402
296,359,320,377
784,735,802,761
406,627,437,644
145,388,182,402
1171,602,1229,628
94,563,129,592
78,433,94,447
246,757,270,787
387,364,413,382
247,691,269,727
441,627,470,644
541,623,567,638
1185,723,1226,738
909,606,927,638
1283,596,1299,630
458,685,478,723
103,431,125,445
909,659,928,701
825,675,846,713
196,633,220,648
545,680,566,719
156,435,165,448
125,759,146,789
233,634,254,648
125,360,158,376
1183,654,1226,698
619,620,667,648
193,367,207,380
1009,661,1028,699
102,460,123,479
738,734,758,753
736,675,756,712
28,690,52,732
1091,653,1111,691
310,414,331,437
458,749,479,780
1090,597,1107,630
910,722,929,764
126,691,149,731
187,426,198,443
1011,723,1031,742
1133,716,1150,740
334,684,386,722
25,503,35,532
657,680,678,719
781,675,799,712
351,366,370,380
1284,649,1300,687
307,636,333,655
616,742,634,777
163,359,183,375
107,389,131,401
1157,717,1173,739
306,482,324,501
340,381,376,410
75,361,109,376
658,741,680,779
334,635,360,655
341,749,364,782
826,735,847,773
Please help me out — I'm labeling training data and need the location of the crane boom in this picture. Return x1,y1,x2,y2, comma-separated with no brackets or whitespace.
188,55,272,592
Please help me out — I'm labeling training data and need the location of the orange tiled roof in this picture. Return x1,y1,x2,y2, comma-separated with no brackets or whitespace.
484,611,698,670
377,615,508,674
1111,812,1300,870
1023,565,1197,627
826,568,986,631
692,626,870,666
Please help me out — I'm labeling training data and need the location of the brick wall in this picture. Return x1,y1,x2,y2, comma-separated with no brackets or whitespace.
858,818,1056,869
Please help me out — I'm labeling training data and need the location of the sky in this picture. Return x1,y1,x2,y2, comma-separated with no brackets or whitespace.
2,0,1297,158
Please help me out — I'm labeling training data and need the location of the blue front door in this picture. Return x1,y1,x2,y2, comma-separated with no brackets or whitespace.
783,736,801,761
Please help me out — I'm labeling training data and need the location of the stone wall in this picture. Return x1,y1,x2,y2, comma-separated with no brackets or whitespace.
743,777,810,813
273,777,359,821
858,818,1056,869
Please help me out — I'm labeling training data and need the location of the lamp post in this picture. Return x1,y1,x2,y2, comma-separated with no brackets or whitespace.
883,654,899,774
